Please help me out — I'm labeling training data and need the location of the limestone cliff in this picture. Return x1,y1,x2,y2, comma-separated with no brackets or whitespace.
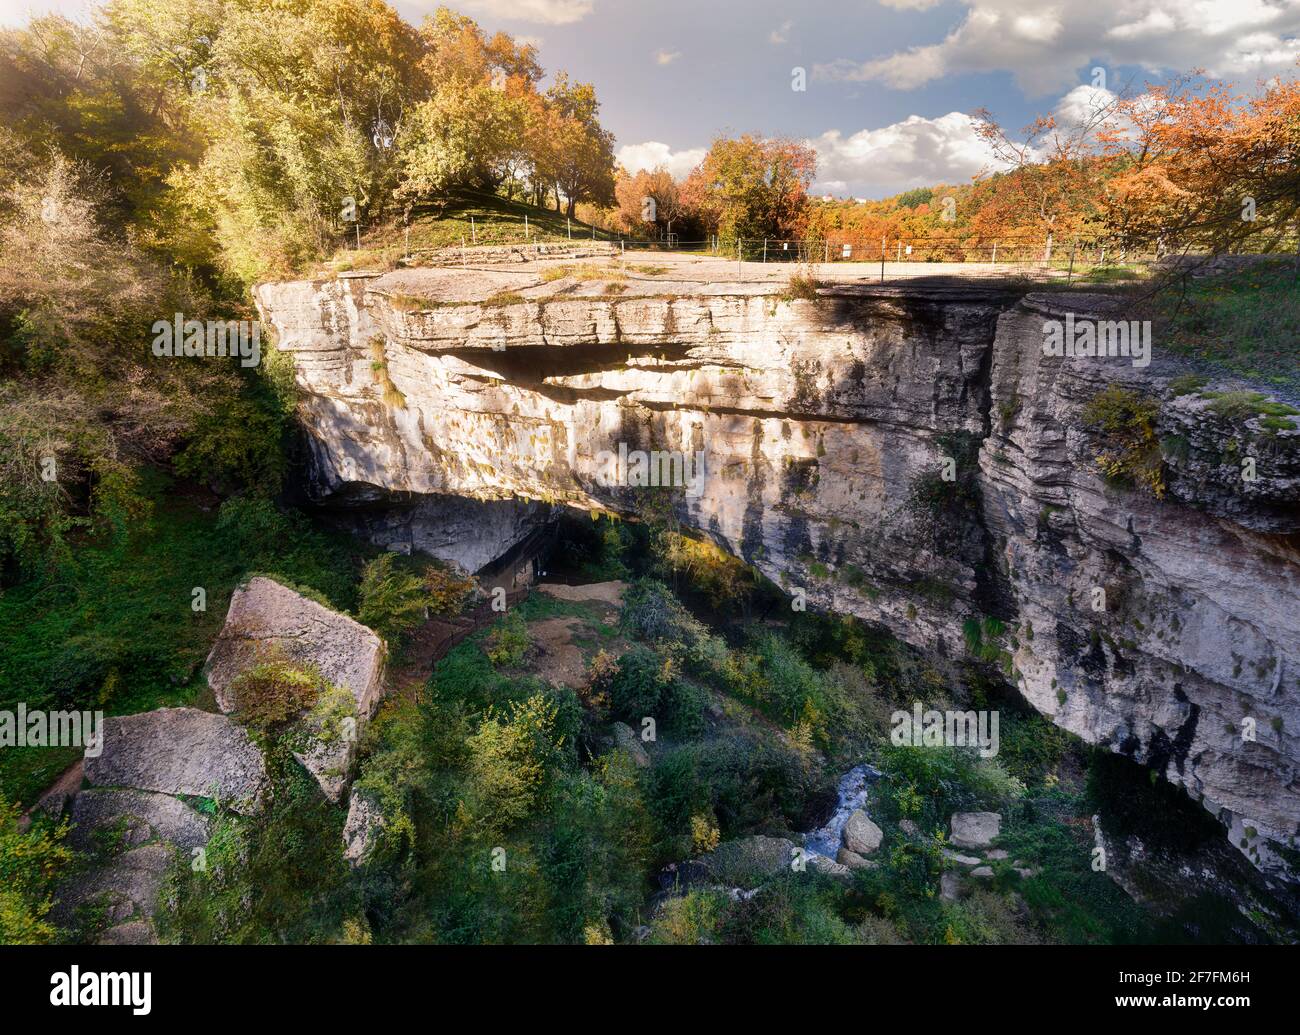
254,266,1300,883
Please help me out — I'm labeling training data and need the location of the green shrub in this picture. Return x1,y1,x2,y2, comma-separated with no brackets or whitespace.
357,553,428,646
484,610,530,668
228,651,323,731
0,794,74,944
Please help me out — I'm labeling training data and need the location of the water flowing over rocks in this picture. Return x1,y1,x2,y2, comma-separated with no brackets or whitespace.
255,268,1300,883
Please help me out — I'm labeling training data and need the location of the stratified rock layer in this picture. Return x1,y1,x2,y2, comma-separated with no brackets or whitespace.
255,270,1300,881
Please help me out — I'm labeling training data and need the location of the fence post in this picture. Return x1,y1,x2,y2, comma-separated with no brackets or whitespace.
524,214,529,239
471,216,476,244
1067,240,1077,283
763,238,767,263
991,241,997,264
404,225,410,261
881,237,886,283
567,217,571,240
737,238,742,277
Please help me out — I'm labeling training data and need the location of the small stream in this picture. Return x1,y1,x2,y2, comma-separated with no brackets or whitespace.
802,764,882,859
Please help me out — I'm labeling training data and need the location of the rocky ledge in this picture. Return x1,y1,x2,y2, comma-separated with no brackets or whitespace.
254,268,1300,883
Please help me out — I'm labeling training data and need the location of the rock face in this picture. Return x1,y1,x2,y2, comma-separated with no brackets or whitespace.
255,270,1300,881
206,576,386,721
84,707,267,813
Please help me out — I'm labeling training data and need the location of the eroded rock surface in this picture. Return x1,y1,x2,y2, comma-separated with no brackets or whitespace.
255,270,1300,881
84,707,267,813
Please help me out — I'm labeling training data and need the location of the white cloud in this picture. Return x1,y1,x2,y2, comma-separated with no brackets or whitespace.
456,0,593,26
617,141,707,179
809,111,999,197
515,35,545,49
769,20,793,44
816,0,1300,95
654,49,681,66
878,0,946,8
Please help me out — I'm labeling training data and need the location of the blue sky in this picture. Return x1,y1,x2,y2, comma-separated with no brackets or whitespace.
5,0,1300,197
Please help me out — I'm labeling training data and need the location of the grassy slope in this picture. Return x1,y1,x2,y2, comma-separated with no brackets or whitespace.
321,190,625,276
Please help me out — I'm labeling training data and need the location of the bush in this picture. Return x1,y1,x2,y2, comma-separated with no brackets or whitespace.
484,611,530,668
0,794,74,944
228,650,323,731
1081,385,1165,498
357,553,428,646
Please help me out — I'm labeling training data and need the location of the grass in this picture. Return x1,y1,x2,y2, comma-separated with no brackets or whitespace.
540,263,627,283
1156,259,1300,394
321,190,623,274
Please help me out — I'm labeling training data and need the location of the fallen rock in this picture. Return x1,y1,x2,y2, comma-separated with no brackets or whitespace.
612,721,650,767
842,809,883,855
950,811,1002,850
971,865,995,879
205,576,386,720
343,790,385,867
986,848,1009,860
68,789,210,853
942,849,982,867
809,855,853,880
899,818,919,837
84,708,267,814
54,844,172,943
837,846,877,870
940,871,962,902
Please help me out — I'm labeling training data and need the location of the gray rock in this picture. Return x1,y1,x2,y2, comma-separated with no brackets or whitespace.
809,855,853,880
899,818,919,837
55,845,172,928
84,708,267,814
98,920,157,945
612,721,650,767
950,811,1002,850
986,848,1009,860
842,809,883,855
205,576,386,721
68,789,210,853
837,846,877,870
343,790,385,867
940,871,962,902
942,849,982,866
971,865,995,878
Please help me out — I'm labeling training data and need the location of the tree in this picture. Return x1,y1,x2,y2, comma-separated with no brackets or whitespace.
614,167,682,237
972,96,1117,260
542,73,615,218
682,134,816,245
1101,73,1300,257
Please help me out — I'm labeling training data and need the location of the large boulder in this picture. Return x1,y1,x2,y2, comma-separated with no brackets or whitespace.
68,789,210,853
950,811,1002,850
84,708,267,814
205,577,386,721
842,809,883,856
